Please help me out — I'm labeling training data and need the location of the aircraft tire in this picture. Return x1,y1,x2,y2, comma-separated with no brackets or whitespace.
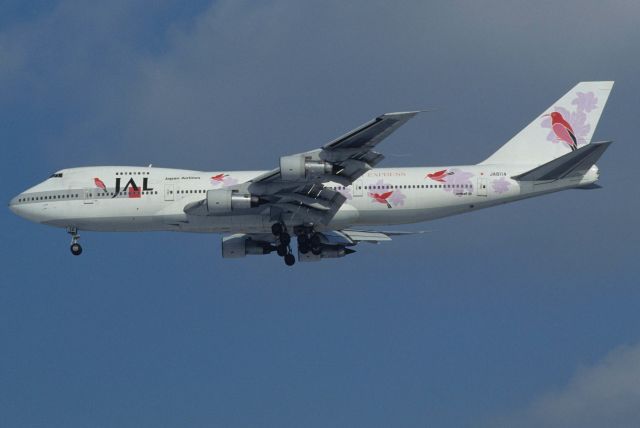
70,243,83,256
284,253,296,266
276,244,287,257
271,223,283,236
279,232,291,246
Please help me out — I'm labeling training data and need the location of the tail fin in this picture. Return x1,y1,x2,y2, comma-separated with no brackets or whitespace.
481,81,614,166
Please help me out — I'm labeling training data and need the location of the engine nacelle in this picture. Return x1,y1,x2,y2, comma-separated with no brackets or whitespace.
298,245,355,262
207,189,258,214
319,245,350,258
222,234,273,258
280,155,334,180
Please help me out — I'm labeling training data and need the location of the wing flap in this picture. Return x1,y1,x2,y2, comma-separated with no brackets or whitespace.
340,229,427,242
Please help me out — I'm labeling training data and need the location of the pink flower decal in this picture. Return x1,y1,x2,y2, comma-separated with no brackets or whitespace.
492,177,511,194
336,186,353,200
442,168,474,197
210,173,238,187
572,91,598,113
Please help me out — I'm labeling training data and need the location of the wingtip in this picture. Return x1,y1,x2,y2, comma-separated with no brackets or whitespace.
383,109,438,117
576,81,615,90
383,110,421,116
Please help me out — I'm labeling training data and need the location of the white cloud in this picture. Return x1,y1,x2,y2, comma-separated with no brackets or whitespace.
490,343,640,428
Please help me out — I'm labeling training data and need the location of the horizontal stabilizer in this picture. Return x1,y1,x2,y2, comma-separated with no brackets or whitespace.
512,141,612,181
576,183,603,190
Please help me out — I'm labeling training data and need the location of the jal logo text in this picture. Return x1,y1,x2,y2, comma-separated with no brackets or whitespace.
94,176,154,198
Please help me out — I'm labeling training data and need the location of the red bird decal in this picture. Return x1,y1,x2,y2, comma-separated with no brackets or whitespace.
427,169,453,182
548,112,578,151
211,173,226,182
370,191,393,208
94,177,107,192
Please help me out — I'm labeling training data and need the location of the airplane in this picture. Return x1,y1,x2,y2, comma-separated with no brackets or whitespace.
9,81,614,266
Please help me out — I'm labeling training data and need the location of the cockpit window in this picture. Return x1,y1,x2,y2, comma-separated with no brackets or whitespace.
50,173,63,178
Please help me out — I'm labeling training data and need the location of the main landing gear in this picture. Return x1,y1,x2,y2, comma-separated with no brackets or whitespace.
297,231,322,256
67,226,82,256
271,222,327,266
271,222,295,266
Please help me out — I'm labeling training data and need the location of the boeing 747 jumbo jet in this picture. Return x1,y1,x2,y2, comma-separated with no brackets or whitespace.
9,82,614,266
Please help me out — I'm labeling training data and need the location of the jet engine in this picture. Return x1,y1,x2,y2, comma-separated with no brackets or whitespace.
298,245,355,262
222,234,274,258
207,189,259,214
280,155,335,180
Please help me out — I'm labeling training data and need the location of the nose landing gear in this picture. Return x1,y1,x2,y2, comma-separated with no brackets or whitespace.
71,243,82,256
67,226,82,256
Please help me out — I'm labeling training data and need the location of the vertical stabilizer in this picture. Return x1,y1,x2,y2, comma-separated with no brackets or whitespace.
481,81,614,166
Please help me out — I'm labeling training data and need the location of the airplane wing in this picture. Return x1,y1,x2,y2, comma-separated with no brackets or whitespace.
184,111,419,226
243,111,420,225
222,229,425,261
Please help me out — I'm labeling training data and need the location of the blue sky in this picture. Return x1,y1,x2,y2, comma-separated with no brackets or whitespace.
1,1,639,427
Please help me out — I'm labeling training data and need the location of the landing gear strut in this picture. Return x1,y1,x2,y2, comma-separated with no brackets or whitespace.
67,226,82,256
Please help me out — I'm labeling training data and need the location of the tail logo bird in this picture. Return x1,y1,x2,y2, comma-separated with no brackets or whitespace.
545,112,578,151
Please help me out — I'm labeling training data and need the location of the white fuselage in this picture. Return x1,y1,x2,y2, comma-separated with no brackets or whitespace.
9,164,599,233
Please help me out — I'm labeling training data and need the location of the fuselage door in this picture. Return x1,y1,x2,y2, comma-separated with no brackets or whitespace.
83,188,94,204
164,184,174,201
477,178,488,197
353,180,363,197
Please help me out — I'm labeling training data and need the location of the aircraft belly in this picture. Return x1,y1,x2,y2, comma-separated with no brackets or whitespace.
178,214,269,233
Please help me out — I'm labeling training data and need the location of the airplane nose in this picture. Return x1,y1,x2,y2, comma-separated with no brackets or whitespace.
8,193,31,218
8,195,22,215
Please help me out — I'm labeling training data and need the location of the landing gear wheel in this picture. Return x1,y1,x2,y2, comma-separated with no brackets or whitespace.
284,253,296,266
67,226,82,256
297,234,310,246
279,232,291,246
276,244,288,257
271,223,284,236
310,233,322,247
311,246,322,256
299,243,310,254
